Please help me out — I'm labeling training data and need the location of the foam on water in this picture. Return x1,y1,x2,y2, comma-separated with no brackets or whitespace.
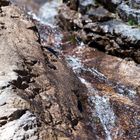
65,54,116,139
28,0,62,27
90,95,115,140
66,56,83,73
79,77,115,140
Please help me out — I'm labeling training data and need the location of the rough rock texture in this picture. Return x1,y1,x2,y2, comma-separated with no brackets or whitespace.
58,3,140,139
88,0,140,25
0,3,94,140
59,21,140,140
1,0,140,139
129,0,140,9
59,4,140,63
86,6,113,22
61,42,140,139
10,0,45,13
117,2,140,24
97,0,122,11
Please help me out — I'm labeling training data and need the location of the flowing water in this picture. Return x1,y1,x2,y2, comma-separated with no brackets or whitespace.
33,2,115,138
11,0,139,139
28,0,62,26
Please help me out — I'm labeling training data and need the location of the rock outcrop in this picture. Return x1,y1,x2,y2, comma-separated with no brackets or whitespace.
117,2,140,24
59,1,140,63
1,0,140,139
0,2,94,140
58,1,140,139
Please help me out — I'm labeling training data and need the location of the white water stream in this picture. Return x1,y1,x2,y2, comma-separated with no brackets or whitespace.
67,53,116,140
31,2,117,138
13,0,137,139
28,0,62,27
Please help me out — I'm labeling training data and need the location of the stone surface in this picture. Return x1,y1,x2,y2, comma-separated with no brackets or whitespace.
60,41,140,139
86,6,113,22
78,0,97,14
97,0,122,11
117,2,140,24
96,0,140,24
58,5,140,63
1,0,140,139
99,20,140,44
0,3,94,140
58,4,140,138
129,0,140,9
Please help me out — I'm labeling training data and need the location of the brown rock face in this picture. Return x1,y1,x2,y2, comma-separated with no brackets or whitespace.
1,1,140,140
0,4,94,140
58,3,140,139
59,4,140,64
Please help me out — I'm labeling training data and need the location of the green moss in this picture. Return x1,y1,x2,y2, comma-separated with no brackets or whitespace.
128,19,138,26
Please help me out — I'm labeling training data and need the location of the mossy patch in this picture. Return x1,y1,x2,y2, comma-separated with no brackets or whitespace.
128,19,138,26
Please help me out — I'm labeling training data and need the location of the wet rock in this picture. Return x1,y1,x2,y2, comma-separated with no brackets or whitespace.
110,100,140,139
58,1,140,139
6,0,140,139
61,40,140,139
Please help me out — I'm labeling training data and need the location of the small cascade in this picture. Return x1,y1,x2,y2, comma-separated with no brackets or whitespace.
66,51,116,139
10,0,140,139
31,3,118,138
90,95,115,140
79,77,116,140
28,0,62,26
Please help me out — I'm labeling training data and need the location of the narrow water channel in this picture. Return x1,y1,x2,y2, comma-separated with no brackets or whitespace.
11,0,139,139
